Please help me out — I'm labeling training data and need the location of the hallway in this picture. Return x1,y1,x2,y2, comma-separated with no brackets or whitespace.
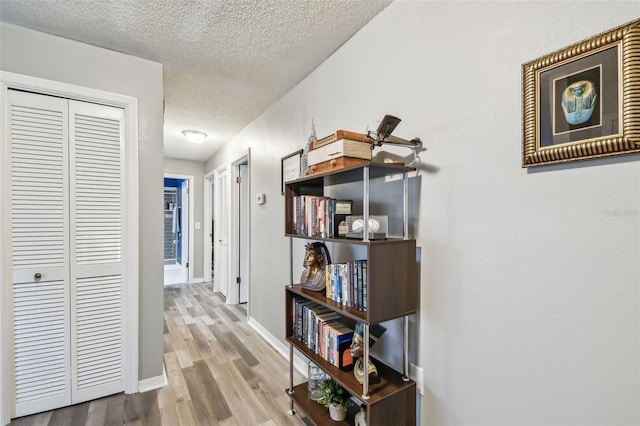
11,283,307,425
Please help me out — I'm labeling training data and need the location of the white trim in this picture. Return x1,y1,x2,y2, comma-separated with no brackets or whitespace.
123,94,140,396
203,174,213,286
0,71,140,419
164,173,195,284
0,74,12,426
247,317,307,378
137,367,168,393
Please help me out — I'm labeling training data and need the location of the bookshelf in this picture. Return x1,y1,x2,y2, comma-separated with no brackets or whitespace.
284,162,417,425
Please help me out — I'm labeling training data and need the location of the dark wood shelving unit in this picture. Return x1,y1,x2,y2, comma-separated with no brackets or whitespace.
284,162,417,426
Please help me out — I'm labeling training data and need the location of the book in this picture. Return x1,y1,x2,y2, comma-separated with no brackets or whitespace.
308,139,372,166
323,323,354,368
313,130,371,149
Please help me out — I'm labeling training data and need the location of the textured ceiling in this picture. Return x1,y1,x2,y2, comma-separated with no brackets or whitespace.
0,0,393,161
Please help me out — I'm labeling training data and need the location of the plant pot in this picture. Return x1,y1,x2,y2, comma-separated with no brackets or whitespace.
328,403,347,421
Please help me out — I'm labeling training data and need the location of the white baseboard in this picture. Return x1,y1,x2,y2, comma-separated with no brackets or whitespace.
247,317,308,378
137,366,167,393
191,277,204,283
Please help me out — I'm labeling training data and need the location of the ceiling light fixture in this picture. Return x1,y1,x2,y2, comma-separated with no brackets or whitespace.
182,130,207,144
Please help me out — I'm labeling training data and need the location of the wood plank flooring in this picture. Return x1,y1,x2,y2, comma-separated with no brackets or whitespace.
11,282,309,426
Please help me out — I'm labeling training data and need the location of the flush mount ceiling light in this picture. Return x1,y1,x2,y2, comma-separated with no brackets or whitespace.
182,130,207,144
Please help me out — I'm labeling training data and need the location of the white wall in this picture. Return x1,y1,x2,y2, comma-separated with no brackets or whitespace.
206,2,639,425
0,23,165,382
164,157,206,280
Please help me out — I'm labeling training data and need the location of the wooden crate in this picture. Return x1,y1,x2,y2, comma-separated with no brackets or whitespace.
308,157,369,176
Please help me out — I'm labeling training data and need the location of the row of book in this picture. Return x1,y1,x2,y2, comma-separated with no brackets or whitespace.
326,260,367,312
292,196,352,238
291,297,354,370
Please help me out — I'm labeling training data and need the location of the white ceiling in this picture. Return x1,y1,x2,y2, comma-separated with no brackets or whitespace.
0,0,393,161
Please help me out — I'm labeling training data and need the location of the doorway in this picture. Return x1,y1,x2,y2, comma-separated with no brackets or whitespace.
205,150,250,307
163,174,194,285
237,161,249,304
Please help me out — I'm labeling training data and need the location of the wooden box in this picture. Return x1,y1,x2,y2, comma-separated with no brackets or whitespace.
308,157,369,176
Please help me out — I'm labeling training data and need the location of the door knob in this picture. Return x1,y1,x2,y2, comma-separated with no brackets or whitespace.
34,273,42,280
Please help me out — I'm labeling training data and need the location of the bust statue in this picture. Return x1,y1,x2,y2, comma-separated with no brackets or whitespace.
300,242,330,291
350,323,385,385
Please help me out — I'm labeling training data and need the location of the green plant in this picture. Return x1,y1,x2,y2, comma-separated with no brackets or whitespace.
318,378,351,407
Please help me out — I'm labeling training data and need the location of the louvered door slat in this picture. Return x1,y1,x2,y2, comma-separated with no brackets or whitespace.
73,275,123,394
12,280,70,413
10,96,67,272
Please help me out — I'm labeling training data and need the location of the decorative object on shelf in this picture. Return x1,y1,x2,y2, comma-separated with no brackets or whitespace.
300,242,331,291
318,378,350,421
522,18,640,167
313,130,370,150
346,215,388,240
307,361,327,401
366,114,424,168
354,404,367,426
351,323,386,385
367,115,422,149
308,137,372,167
299,120,317,178
281,149,303,194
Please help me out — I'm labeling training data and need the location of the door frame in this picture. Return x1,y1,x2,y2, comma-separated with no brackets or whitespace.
163,173,195,283
237,160,249,305
204,150,250,307
203,172,215,286
232,152,250,307
0,71,140,423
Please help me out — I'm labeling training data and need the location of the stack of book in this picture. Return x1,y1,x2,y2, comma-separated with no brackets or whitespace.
325,260,367,312
291,297,354,369
292,197,352,238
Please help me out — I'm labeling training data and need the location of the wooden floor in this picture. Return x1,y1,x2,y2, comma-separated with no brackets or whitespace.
11,282,309,426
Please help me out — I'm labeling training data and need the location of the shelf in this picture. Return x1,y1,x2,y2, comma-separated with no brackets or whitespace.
285,159,417,425
286,383,358,425
284,162,416,241
286,238,416,325
288,284,367,323
286,162,415,187
287,337,415,406
284,234,413,245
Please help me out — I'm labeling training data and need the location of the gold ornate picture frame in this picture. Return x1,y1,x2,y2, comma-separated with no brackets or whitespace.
522,19,640,167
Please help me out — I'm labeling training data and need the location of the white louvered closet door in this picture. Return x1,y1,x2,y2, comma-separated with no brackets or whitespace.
68,100,125,404
8,90,125,417
216,167,229,298
9,90,72,418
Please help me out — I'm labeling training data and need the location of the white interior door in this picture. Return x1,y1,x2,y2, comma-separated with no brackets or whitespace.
180,179,189,282
8,90,125,417
215,166,229,298
239,163,249,304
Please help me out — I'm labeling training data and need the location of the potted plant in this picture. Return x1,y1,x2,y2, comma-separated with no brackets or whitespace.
318,378,351,421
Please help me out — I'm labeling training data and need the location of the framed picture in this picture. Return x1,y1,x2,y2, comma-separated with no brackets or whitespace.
281,149,303,194
522,19,640,167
